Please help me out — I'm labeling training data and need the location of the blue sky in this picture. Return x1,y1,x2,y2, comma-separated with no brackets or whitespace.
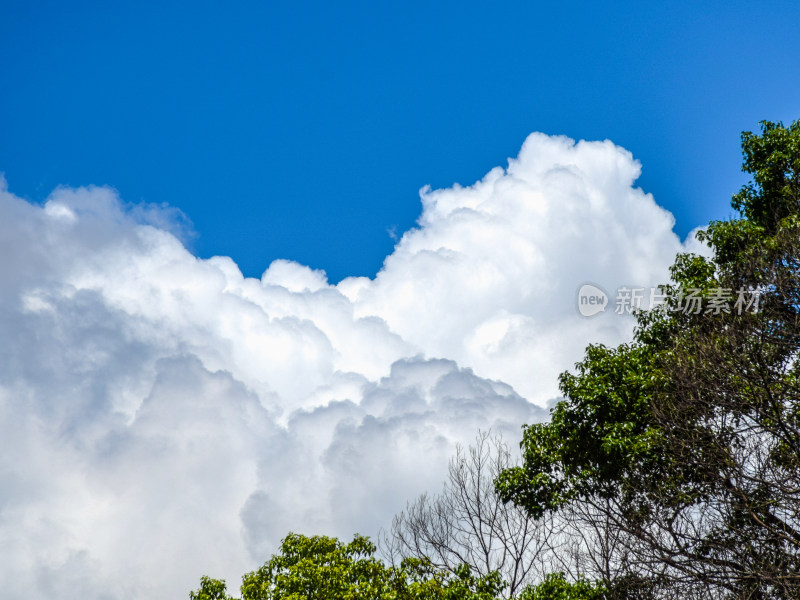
1,0,799,283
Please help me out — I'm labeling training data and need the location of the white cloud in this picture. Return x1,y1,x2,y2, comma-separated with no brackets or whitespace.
347,134,683,401
0,134,691,599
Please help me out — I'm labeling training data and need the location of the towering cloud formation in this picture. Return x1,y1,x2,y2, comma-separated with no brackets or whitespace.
0,134,688,599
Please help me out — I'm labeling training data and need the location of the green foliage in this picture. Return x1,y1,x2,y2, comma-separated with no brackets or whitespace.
496,119,800,597
732,120,800,233
518,573,606,600
190,576,235,600
240,534,390,600
191,533,506,600
435,564,506,600
495,342,665,519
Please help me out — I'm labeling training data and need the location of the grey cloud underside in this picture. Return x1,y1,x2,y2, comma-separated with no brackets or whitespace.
0,133,690,599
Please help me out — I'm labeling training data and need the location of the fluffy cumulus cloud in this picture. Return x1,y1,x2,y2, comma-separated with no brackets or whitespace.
0,133,693,599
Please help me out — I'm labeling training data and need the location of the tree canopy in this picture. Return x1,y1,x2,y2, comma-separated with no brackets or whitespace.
191,533,505,600
495,120,800,598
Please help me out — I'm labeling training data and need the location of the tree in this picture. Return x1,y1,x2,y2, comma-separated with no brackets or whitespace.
517,573,607,600
191,576,236,600
190,533,506,600
381,432,559,598
496,120,800,598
